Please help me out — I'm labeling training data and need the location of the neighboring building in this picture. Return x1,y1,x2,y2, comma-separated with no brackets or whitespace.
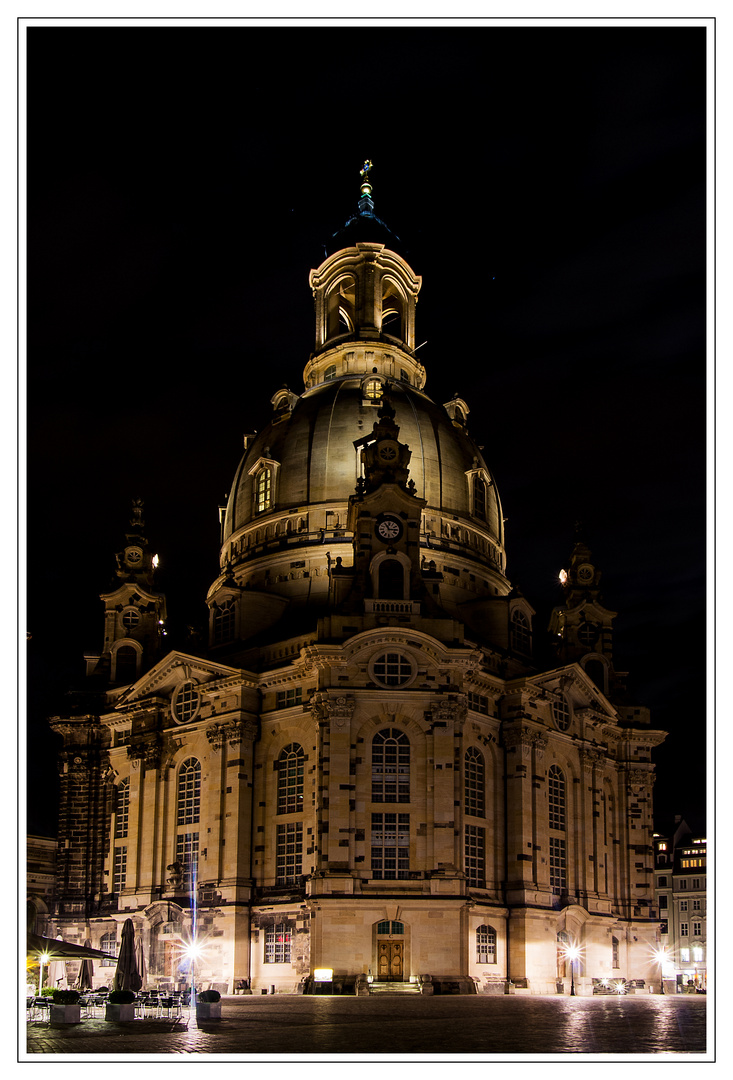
27,834,57,934
48,165,666,995
654,817,707,992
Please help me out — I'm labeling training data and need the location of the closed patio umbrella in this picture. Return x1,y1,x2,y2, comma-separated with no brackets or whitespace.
77,939,95,990
134,932,146,990
112,918,142,992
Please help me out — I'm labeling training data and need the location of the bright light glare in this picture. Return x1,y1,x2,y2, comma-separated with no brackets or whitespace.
152,554,160,568
614,981,626,994
563,944,580,962
559,569,568,585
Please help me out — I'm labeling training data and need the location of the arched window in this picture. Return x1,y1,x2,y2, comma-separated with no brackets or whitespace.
278,744,305,814
612,936,620,969
255,467,272,513
324,364,337,381
476,924,496,964
549,765,567,893
473,476,487,520
549,765,565,831
511,610,531,654
557,930,569,977
378,559,404,600
100,931,117,967
213,600,235,645
377,920,404,935
584,658,606,691
114,778,129,838
465,747,485,817
363,377,383,401
114,646,137,684
177,759,201,826
372,728,410,803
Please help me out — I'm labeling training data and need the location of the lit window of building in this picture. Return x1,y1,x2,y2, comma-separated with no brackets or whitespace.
276,822,303,884
476,925,496,964
372,728,410,803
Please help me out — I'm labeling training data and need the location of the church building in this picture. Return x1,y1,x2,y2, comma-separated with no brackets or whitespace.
48,164,665,996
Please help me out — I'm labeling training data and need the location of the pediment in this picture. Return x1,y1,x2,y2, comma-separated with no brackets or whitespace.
115,650,247,709
530,664,617,719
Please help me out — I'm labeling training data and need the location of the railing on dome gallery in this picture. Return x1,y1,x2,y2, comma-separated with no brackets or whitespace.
364,600,420,615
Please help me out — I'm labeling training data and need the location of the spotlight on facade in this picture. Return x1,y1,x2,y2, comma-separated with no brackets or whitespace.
313,968,333,982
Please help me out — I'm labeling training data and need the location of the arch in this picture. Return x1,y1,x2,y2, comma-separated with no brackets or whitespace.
325,273,357,341
464,746,485,817
372,727,410,803
213,598,236,645
277,743,305,814
583,655,608,693
378,558,405,600
370,550,411,601
510,609,531,655
111,640,142,684
177,758,201,826
381,275,406,340
255,466,272,514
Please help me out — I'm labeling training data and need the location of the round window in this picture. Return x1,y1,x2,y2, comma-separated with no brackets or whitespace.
122,608,140,630
371,651,414,688
172,681,201,725
552,695,571,731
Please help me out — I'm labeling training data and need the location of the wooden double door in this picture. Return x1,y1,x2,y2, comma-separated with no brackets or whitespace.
377,940,404,982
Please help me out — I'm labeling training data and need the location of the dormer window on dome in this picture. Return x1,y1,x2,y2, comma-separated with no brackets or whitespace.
362,374,384,402
248,456,280,515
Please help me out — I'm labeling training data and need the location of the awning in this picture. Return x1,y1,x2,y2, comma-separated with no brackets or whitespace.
27,932,113,961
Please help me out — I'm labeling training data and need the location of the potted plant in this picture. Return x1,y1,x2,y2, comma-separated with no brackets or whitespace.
105,988,137,1022
195,988,221,1020
50,988,81,1024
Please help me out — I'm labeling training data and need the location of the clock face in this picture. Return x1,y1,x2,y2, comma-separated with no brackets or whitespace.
376,517,403,542
127,549,142,564
577,563,594,583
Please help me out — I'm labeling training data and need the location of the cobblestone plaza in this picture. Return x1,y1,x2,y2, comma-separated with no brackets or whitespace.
24,994,708,1059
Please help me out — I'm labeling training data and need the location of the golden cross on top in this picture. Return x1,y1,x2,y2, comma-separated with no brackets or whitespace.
360,159,373,197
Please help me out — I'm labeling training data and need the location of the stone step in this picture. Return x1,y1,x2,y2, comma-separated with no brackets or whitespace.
369,981,421,994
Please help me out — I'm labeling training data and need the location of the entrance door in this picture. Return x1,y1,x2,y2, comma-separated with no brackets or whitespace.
378,941,404,981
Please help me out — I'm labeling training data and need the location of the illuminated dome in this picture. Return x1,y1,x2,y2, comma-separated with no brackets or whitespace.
208,166,511,645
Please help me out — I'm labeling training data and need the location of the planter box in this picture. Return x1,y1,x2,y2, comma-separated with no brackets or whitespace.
49,1004,81,1024
195,1002,221,1020
105,1002,136,1022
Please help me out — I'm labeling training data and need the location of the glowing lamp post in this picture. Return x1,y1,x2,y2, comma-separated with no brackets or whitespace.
653,946,667,994
184,939,203,1014
38,951,50,996
564,944,580,997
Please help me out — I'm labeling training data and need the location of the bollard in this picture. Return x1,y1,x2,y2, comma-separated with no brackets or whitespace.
270,985,276,995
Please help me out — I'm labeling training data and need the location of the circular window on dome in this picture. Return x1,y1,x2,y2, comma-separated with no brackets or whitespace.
121,608,140,630
172,681,201,725
552,695,571,731
370,651,414,688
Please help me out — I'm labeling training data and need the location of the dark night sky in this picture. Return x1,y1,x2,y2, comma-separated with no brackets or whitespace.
24,22,709,836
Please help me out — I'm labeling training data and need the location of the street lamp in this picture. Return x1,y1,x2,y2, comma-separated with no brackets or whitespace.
564,944,580,996
38,951,50,996
653,946,667,994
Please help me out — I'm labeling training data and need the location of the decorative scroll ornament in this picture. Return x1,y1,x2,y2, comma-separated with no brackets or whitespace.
309,692,355,730
206,718,259,752
580,747,606,773
427,696,467,729
626,768,654,789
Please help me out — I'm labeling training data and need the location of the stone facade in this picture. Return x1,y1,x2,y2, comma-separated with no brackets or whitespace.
48,174,665,995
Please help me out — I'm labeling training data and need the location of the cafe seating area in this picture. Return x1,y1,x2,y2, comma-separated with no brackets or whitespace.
26,988,192,1023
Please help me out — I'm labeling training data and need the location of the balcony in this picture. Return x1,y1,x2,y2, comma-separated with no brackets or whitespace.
364,599,420,616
